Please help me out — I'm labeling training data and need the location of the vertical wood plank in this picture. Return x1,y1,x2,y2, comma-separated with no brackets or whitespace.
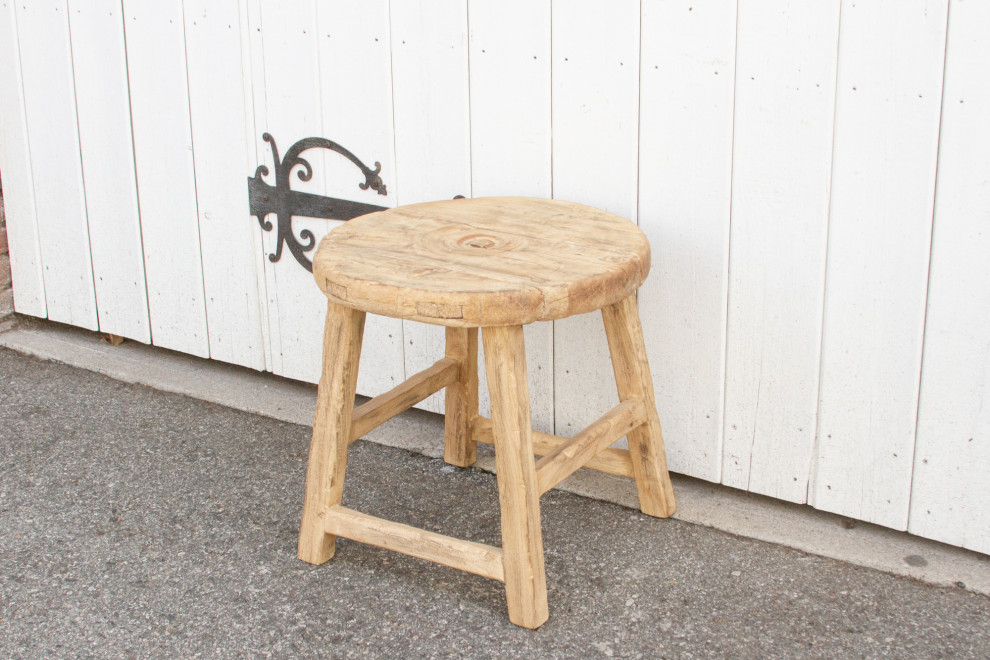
14,0,97,329
467,0,550,198
812,0,948,529
0,0,46,317
250,0,325,383
467,0,553,433
390,0,471,413
298,304,365,564
183,0,266,369
123,0,210,356
251,1,398,388
242,0,273,372
67,0,150,342
317,0,404,396
720,0,841,503
909,0,990,555
483,325,548,630
636,0,736,482
551,0,639,437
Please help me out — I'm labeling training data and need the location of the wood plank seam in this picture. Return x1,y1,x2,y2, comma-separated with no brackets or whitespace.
350,357,459,442
472,416,636,480
323,505,505,582
535,398,646,494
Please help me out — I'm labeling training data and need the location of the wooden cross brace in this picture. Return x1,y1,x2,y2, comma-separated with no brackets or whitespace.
299,295,676,629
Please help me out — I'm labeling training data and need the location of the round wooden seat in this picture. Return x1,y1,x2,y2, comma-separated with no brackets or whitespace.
312,196,651,327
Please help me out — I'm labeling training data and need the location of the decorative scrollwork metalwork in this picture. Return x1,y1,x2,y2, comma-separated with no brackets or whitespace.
247,133,388,272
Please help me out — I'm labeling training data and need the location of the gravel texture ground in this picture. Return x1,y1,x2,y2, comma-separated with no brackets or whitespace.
1,348,988,659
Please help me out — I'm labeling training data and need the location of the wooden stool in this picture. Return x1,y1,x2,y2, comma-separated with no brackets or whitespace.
298,197,676,629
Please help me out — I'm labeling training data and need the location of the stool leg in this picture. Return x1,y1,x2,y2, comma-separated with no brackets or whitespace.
444,327,479,467
602,294,677,518
482,325,549,629
298,303,366,565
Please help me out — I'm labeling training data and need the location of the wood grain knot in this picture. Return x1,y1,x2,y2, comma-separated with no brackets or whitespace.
423,226,526,256
462,235,497,249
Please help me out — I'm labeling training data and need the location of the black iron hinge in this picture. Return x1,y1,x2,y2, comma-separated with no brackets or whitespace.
247,133,388,272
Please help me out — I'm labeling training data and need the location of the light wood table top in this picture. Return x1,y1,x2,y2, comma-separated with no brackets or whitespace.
313,196,651,327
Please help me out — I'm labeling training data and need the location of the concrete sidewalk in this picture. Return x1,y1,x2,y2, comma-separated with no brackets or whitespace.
2,347,989,658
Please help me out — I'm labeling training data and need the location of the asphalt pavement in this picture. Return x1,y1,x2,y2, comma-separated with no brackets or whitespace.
1,347,989,658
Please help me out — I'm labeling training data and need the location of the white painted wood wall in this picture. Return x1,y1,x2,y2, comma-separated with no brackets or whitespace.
1,0,987,555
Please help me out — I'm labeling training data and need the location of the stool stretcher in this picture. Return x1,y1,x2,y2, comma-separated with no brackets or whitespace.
323,505,505,582
534,398,647,495
349,357,459,443
471,416,636,481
